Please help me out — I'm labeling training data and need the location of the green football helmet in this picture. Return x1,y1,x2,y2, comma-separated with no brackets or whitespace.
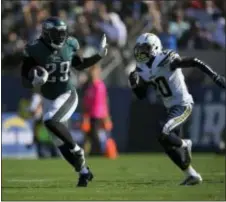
42,17,68,49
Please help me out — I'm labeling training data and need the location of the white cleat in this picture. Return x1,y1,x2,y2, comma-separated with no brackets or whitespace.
180,173,203,186
180,139,203,185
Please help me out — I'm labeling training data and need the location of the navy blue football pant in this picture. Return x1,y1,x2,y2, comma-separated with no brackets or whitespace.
158,104,193,171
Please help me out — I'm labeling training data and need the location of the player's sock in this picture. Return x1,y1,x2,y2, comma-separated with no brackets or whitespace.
184,165,198,176
44,119,75,149
181,140,188,148
70,144,81,152
58,144,87,172
70,147,86,172
80,167,89,174
58,144,77,167
162,145,191,171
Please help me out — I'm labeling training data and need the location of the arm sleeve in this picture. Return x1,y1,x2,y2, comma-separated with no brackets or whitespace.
171,57,217,79
21,55,37,88
69,36,102,70
71,54,102,71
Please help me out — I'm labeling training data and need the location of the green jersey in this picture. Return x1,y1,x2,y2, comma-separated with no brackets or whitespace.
24,37,79,100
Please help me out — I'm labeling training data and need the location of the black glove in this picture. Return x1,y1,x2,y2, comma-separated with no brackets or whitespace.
213,74,226,89
129,71,140,88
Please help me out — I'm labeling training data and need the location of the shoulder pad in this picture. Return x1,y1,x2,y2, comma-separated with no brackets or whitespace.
159,50,180,67
66,37,80,52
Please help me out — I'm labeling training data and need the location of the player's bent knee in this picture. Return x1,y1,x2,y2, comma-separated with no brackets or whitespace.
44,119,58,134
44,119,55,128
157,133,169,148
157,132,168,142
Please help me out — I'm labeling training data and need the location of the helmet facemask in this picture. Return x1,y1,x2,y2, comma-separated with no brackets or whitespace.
134,33,163,63
134,43,152,63
43,24,68,49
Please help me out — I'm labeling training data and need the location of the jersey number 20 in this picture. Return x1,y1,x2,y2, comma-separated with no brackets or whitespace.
151,76,172,97
46,61,70,82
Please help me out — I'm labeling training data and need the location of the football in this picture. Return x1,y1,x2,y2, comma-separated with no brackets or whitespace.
28,66,44,81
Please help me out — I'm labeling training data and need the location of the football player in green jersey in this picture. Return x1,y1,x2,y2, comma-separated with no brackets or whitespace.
21,17,108,187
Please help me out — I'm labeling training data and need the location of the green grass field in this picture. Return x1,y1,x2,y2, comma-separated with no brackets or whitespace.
2,154,225,201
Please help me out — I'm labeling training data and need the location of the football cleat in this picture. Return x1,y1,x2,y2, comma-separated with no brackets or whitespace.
180,173,203,186
77,167,94,187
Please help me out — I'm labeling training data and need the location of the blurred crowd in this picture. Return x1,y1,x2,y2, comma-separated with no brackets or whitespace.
2,0,226,83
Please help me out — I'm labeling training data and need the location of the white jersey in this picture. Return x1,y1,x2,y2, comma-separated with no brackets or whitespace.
136,50,194,108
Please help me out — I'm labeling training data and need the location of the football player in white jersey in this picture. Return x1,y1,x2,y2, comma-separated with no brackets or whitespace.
129,33,225,185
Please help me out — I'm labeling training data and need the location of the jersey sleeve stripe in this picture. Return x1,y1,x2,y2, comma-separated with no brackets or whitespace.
159,50,174,67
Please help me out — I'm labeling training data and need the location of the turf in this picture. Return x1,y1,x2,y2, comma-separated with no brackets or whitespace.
2,154,225,201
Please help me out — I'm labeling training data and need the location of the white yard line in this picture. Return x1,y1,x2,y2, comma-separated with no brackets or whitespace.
6,179,55,182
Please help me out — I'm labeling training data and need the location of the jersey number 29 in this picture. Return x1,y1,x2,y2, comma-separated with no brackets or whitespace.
46,61,70,82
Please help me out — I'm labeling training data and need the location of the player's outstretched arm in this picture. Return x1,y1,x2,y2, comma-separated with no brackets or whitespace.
72,34,108,70
171,57,226,89
72,54,102,70
129,70,149,99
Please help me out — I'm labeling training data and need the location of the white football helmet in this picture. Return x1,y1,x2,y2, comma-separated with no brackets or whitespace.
134,33,162,63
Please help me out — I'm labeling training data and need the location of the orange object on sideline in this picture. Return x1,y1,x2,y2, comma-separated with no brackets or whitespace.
103,117,113,131
105,138,118,159
80,114,91,132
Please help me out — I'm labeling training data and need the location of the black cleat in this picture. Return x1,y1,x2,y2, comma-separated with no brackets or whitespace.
77,168,94,187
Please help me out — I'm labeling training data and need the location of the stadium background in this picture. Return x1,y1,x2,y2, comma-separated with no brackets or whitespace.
2,0,226,157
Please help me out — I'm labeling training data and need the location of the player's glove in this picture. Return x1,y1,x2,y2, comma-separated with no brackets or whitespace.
129,71,140,88
32,66,49,87
98,34,108,57
213,74,226,89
